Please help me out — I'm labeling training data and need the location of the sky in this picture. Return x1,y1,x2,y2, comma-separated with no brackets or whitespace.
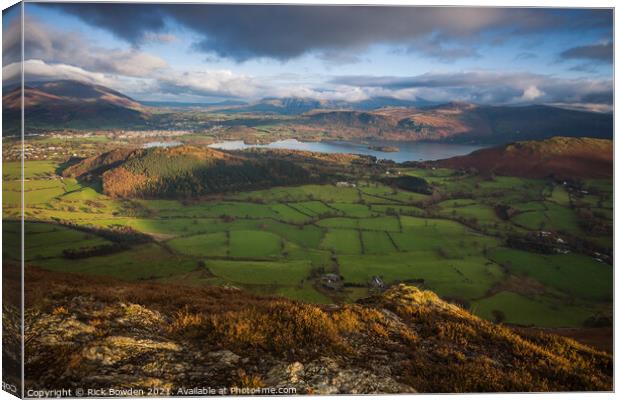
1,3,614,110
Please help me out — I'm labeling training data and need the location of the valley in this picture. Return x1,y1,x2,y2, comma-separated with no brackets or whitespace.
3,136,613,334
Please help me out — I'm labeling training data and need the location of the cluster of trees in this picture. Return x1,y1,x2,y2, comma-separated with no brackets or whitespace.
62,243,126,259
494,204,518,221
505,234,559,254
576,208,612,236
382,175,432,195
54,221,152,245
122,148,215,178
137,159,314,198
95,147,335,198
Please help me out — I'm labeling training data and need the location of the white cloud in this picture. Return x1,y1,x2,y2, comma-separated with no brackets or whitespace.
270,85,370,102
157,70,260,98
519,85,544,102
3,60,114,87
91,50,167,77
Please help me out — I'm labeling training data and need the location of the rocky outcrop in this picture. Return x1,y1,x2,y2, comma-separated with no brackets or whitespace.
22,267,612,394
265,358,415,394
24,297,413,394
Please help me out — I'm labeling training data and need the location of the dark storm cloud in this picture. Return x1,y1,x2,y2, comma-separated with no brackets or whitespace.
50,3,168,45
48,4,612,62
559,42,613,63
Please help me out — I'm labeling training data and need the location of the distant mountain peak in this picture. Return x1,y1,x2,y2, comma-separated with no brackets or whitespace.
2,79,147,130
33,79,139,104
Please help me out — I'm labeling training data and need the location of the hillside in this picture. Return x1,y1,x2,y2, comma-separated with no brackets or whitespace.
301,103,613,143
306,110,395,130
218,96,431,114
17,266,612,393
61,145,358,198
467,104,613,142
2,80,148,131
434,137,613,179
223,97,332,115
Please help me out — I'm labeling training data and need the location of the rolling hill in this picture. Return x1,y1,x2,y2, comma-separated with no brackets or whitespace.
433,136,613,179
61,145,358,198
2,80,149,131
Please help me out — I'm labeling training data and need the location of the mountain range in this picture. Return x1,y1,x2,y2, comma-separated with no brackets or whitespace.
301,102,613,143
3,80,613,145
217,96,433,114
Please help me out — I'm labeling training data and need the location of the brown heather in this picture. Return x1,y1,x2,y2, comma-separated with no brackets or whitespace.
102,167,149,198
436,136,613,180
18,266,612,393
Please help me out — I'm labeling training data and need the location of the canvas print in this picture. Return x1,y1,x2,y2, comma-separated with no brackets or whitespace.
2,2,614,397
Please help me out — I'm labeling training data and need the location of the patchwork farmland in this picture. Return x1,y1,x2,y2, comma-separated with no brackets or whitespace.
3,157,612,328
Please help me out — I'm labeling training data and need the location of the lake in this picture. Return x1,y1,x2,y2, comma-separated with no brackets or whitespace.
208,139,486,162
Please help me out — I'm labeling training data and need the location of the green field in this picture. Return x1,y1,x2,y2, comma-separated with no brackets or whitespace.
3,159,612,328
321,229,362,254
489,248,612,301
472,291,594,327
229,230,282,258
168,232,229,257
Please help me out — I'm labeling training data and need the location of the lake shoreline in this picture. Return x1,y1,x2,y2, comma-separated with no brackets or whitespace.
206,138,488,162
